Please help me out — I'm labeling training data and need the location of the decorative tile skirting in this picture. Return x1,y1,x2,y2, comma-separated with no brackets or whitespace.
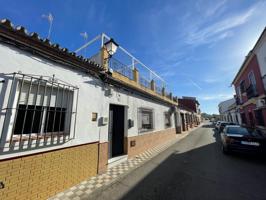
49,126,199,200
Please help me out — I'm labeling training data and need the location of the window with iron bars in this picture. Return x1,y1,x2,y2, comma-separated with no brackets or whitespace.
255,109,265,126
164,112,172,128
138,108,154,133
0,73,78,152
241,113,247,124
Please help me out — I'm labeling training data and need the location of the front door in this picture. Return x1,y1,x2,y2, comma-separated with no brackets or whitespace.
108,104,125,158
181,113,186,131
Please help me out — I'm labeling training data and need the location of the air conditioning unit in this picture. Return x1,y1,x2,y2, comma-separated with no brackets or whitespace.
256,99,266,108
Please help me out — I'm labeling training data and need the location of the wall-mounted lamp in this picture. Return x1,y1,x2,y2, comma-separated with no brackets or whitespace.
0,78,5,83
104,38,119,59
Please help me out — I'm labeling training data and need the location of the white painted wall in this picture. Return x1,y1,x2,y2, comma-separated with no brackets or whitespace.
0,43,174,159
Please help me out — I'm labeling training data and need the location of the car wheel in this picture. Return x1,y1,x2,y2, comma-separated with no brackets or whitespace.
222,144,230,155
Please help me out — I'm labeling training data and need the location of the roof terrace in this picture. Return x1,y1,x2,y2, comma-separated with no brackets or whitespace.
75,33,177,105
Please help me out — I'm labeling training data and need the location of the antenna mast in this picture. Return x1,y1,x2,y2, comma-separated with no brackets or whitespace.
42,13,54,39
80,32,88,57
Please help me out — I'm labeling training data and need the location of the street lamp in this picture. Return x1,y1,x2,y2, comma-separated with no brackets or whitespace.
104,38,119,58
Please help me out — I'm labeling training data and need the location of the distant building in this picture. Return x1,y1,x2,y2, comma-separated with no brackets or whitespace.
218,98,240,124
178,96,201,131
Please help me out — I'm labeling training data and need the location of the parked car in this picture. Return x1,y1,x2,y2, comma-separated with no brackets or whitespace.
217,122,235,133
221,125,266,154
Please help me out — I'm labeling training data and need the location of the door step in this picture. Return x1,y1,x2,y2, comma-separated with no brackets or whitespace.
108,155,128,168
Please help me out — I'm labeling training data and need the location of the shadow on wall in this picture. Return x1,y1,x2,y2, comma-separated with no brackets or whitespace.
117,128,266,200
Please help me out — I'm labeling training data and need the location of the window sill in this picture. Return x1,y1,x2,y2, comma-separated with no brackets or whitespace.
138,129,154,134
7,132,67,143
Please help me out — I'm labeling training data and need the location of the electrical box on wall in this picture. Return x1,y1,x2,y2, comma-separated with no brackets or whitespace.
92,112,98,121
128,119,134,128
100,117,108,125
0,181,4,189
130,140,136,147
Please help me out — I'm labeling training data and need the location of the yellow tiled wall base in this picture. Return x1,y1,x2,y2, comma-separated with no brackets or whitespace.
126,128,176,158
0,143,98,200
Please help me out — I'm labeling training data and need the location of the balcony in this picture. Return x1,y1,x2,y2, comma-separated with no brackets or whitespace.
246,84,258,99
235,96,243,105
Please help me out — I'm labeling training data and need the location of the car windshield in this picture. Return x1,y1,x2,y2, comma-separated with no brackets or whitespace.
227,127,249,135
221,122,235,126
220,123,229,126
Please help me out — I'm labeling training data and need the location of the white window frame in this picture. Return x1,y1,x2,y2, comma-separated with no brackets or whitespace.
138,107,154,133
164,112,172,128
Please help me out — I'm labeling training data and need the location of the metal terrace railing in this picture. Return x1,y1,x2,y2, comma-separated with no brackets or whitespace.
155,85,163,95
139,75,151,89
0,72,78,153
75,33,169,97
109,57,133,80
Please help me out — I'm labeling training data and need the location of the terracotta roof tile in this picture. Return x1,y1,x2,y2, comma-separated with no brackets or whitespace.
0,18,104,73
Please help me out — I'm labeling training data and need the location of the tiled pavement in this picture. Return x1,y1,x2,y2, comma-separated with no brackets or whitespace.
49,126,200,200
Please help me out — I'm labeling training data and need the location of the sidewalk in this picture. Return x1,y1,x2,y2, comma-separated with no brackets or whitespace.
49,125,201,200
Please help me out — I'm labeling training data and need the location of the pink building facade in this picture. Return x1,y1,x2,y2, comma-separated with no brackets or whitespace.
232,28,266,130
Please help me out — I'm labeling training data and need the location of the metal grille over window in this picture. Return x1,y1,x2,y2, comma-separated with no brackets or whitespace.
164,112,172,128
0,72,79,152
138,108,154,133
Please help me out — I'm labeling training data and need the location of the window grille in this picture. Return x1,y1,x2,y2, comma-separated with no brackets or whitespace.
0,72,79,152
241,113,247,124
164,112,172,128
138,108,154,133
255,109,265,126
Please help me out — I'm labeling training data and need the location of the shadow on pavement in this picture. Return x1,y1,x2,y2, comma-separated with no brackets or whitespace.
201,124,215,128
119,126,266,200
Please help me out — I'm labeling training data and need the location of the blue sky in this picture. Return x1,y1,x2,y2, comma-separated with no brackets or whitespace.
0,0,266,114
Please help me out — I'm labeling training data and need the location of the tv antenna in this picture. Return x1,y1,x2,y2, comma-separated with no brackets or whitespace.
80,32,88,57
42,13,54,39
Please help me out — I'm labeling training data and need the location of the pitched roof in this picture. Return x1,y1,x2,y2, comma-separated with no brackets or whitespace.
0,19,178,107
0,19,104,74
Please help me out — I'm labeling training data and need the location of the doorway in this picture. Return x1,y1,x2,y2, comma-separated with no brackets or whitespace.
248,111,255,128
181,113,186,132
108,104,125,159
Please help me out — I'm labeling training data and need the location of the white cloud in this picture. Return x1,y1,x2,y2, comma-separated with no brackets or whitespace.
186,4,256,45
202,0,227,17
199,93,233,101
188,78,203,90
203,78,219,83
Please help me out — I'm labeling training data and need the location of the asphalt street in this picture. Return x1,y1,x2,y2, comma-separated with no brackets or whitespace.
87,123,266,200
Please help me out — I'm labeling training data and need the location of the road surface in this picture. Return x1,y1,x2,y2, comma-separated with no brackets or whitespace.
88,123,266,200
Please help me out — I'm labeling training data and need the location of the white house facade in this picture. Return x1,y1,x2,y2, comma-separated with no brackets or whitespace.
0,19,200,199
